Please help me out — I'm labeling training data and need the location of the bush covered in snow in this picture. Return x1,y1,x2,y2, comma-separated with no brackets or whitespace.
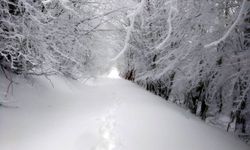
118,0,250,143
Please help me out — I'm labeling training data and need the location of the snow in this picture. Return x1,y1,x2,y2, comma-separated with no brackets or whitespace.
107,68,121,79
0,76,249,150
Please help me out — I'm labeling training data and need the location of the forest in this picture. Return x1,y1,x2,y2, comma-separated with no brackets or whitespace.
0,0,250,149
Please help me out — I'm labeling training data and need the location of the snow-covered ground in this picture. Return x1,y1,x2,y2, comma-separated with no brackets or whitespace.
0,73,249,150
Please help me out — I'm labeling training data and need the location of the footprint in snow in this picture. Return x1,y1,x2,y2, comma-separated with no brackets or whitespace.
93,103,121,150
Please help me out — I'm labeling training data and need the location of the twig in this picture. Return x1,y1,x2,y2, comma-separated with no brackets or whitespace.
76,7,128,27
1,66,16,98
44,75,54,88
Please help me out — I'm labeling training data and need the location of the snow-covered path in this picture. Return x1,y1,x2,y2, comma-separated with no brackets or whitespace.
0,76,249,150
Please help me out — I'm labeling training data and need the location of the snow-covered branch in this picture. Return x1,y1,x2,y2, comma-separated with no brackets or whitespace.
204,0,247,48
110,0,146,61
155,1,178,50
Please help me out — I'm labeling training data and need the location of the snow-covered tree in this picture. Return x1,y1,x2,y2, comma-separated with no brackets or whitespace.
0,0,128,79
118,0,250,143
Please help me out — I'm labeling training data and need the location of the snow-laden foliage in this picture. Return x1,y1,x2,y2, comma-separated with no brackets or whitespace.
0,0,126,79
118,0,250,143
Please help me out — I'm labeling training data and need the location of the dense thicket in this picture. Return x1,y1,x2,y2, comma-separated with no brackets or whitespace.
0,0,125,79
118,0,250,143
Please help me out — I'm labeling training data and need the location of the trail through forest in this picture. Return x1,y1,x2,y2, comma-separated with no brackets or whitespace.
0,70,249,150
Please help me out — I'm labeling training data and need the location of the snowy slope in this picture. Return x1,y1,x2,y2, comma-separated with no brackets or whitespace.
0,74,249,150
